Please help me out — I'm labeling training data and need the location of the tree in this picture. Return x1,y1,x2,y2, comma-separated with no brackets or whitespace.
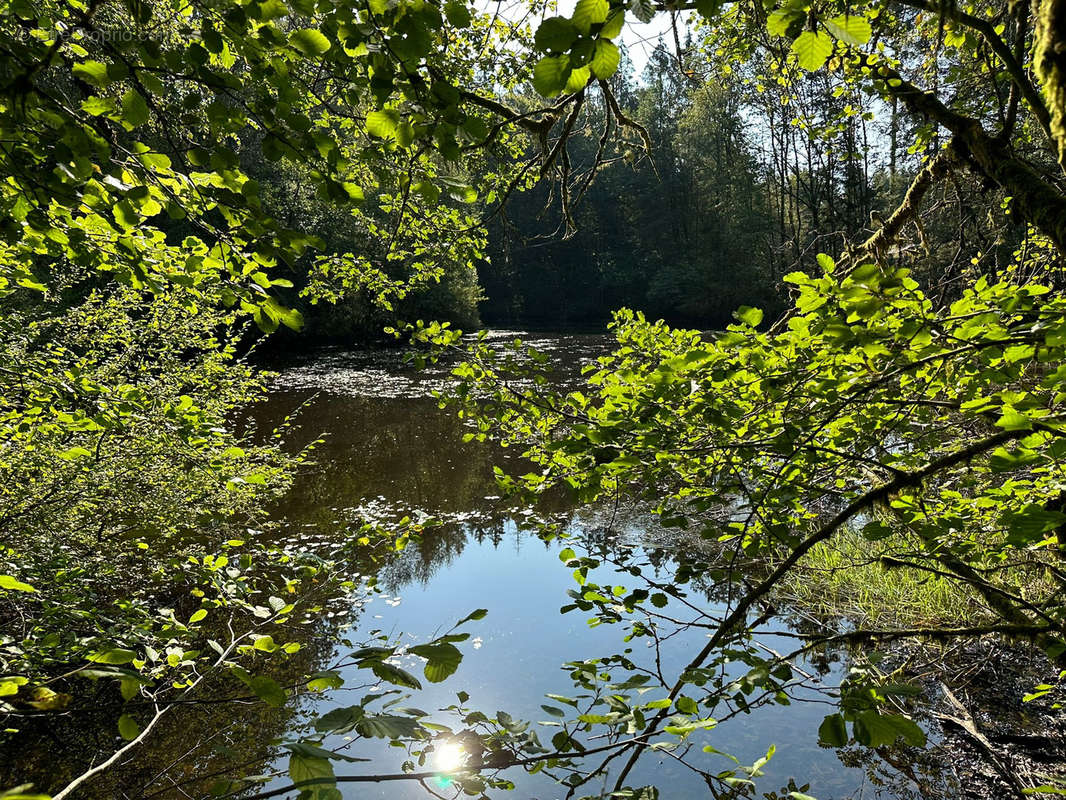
428,0,1066,795
5,0,1066,795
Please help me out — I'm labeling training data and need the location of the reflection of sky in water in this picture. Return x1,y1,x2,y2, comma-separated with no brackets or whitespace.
285,523,868,800
253,334,946,800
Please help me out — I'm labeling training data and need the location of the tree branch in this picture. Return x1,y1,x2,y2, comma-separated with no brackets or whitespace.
610,427,1032,789
862,57,1066,253
892,0,1053,142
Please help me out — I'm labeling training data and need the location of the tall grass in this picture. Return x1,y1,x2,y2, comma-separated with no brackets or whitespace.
776,528,984,628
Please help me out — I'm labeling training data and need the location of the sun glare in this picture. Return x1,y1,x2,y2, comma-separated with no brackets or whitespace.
434,741,465,773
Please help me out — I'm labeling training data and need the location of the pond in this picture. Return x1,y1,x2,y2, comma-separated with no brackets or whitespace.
245,331,950,800
0,331,956,799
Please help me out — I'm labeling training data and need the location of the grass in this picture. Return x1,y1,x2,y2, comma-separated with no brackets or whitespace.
776,528,986,629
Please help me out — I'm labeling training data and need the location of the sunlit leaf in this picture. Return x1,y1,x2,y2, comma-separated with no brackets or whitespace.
824,14,872,46
791,31,834,71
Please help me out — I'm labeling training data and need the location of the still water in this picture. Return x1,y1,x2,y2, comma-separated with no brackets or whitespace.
0,332,949,799
248,332,944,800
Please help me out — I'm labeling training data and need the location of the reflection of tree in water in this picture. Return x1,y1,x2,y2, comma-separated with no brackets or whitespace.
837,741,959,799
251,392,518,538
378,519,559,589
378,522,473,588
235,346,989,799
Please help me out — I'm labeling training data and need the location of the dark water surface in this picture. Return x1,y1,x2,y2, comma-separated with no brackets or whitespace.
247,332,946,800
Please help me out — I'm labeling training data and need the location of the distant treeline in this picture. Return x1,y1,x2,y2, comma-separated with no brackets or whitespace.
257,40,1018,344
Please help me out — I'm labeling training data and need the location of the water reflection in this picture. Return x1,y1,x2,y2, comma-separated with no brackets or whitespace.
249,334,956,800
2,333,959,799
0,618,337,798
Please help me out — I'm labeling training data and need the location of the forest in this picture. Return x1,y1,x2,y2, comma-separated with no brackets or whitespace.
2,0,1066,797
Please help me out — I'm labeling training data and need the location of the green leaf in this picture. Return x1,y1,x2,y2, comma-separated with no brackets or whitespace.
627,0,655,23
258,0,288,19
535,17,578,52
249,675,287,707
252,635,278,652
860,520,894,541
663,717,717,736
371,662,423,690
114,200,140,229
311,708,366,733
356,713,422,739
0,789,51,800
818,713,848,747
995,406,1032,431
445,1,471,27
119,676,143,701
264,297,303,331
824,14,872,46
541,704,566,717
27,686,71,710
854,710,925,747
589,39,620,79
118,714,141,740
455,608,488,626
290,28,331,55
307,670,344,692
441,180,477,203
694,0,722,18
351,646,394,662
0,575,35,593
532,55,572,97
315,705,364,733
289,752,336,799
138,151,172,170
734,306,764,327
366,109,401,139
415,180,440,203
572,0,609,33
72,60,111,86
676,695,698,714
409,642,463,682
284,741,370,763
600,9,625,39
0,677,28,697
791,30,834,71
82,96,115,117
88,648,137,665
396,121,415,147
253,306,279,334
189,609,208,624
121,90,150,129
566,67,592,92
1000,504,1066,544
767,8,801,37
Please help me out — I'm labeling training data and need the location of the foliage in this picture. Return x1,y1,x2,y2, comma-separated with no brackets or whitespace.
482,47,785,329
5,0,1066,794
0,281,307,788
424,239,1066,794
0,0,535,787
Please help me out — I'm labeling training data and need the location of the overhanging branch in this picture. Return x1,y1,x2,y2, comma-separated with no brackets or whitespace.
865,57,1066,254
